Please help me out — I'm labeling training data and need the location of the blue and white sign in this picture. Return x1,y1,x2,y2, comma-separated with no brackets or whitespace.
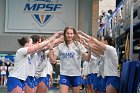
5,0,78,33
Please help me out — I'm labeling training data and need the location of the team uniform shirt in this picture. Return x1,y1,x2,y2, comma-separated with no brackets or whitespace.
36,51,45,68
0,66,7,75
89,55,98,74
40,50,50,77
46,59,53,75
82,61,89,76
40,58,49,77
90,54,100,74
103,45,119,76
27,53,38,77
34,50,49,79
54,42,87,76
8,66,14,72
9,48,29,81
97,55,105,77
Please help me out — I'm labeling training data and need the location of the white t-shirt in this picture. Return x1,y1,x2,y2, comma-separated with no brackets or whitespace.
54,42,87,76
9,48,29,81
40,50,53,77
36,51,46,68
0,66,7,75
82,61,89,76
97,55,105,77
27,53,38,77
89,55,98,74
46,59,53,75
40,58,53,77
90,55,100,74
35,50,49,77
103,45,119,76
8,66,14,73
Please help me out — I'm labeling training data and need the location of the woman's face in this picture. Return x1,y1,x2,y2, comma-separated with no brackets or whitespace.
65,29,74,42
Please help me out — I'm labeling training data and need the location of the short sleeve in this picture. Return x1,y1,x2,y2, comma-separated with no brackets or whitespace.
79,43,87,54
105,45,118,60
17,48,28,56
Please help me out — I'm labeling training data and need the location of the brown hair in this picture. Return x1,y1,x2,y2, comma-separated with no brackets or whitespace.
63,26,80,46
103,36,115,47
31,35,40,44
18,37,30,47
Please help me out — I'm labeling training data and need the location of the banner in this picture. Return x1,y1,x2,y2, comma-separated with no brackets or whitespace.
5,0,78,33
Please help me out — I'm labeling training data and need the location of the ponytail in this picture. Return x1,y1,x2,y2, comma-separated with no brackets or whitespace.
18,37,30,47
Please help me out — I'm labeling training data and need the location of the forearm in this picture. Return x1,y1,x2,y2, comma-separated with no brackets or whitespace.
50,73,53,82
27,40,51,54
91,37,106,50
53,39,64,47
48,49,57,63
91,49,102,57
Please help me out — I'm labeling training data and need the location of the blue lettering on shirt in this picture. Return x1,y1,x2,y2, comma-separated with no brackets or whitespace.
59,52,75,59
28,56,32,64
40,54,45,62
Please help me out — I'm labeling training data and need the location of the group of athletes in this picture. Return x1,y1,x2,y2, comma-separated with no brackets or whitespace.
6,26,120,93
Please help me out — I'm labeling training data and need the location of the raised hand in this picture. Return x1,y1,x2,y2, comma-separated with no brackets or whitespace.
77,30,83,34
58,31,64,35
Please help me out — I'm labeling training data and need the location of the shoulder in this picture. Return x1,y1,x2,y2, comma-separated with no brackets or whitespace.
16,47,28,56
105,45,117,56
17,47,28,53
57,42,66,49
105,45,116,51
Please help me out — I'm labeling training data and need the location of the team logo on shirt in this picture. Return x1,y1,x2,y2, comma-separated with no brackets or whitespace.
60,52,75,59
62,78,67,83
28,56,32,64
24,0,62,27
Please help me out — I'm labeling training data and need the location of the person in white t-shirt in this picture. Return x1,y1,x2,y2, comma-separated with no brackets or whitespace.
36,57,53,93
7,63,14,75
49,26,91,93
7,33,60,93
90,36,120,93
0,62,7,86
78,31,120,93
35,36,63,93
78,31,103,93
25,35,45,93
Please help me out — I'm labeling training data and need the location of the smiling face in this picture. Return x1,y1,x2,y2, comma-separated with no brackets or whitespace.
64,26,77,45
65,28,74,43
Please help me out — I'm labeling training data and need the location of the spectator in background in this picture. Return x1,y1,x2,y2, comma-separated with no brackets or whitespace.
101,11,109,24
108,9,113,15
0,62,7,86
98,15,104,28
7,63,14,76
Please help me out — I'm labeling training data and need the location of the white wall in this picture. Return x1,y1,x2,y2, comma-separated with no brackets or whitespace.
99,0,116,16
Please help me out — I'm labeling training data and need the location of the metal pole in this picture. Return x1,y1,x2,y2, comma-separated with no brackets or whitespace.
130,4,134,61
